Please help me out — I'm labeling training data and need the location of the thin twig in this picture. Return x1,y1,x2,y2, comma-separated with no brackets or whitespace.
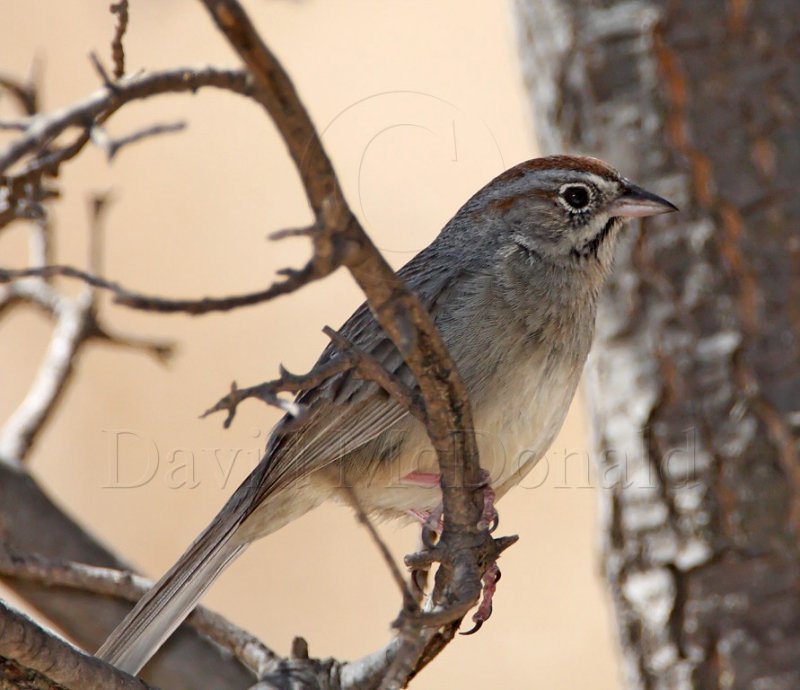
202,356,354,428
203,326,424,430
0,262,318,313
0,73,37,115
344,486,417,611
91,120,186,161
89,51,115,89
88,319,174,362
110,0,130,79
0,66,251,175
0,119,28,131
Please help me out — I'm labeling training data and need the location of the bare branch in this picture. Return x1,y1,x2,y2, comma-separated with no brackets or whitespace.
90,121,186,162
193,2,499,683
0,119,27,131
202,358,353,428
110,0,130,80
0,194,47,233
0,276,60,318
88,319,174,363
203,326,423,430
0,257,329,314
0,600,154,690
0,1,514,685
0,548,276,678
0,73,37,116
0,195,114,464
1,655,66,690
88,52,116,90
344,487,416,611
0,66,251,175
0,290,93,464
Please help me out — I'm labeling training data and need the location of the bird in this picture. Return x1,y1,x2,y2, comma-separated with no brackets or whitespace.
96,154,677,674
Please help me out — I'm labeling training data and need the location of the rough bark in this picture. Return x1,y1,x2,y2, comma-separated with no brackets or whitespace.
515,1,800,688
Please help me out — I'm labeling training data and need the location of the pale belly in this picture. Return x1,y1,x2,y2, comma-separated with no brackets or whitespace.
343,353,582,519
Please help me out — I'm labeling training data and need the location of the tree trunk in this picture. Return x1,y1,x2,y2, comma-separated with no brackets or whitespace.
514,1,800,688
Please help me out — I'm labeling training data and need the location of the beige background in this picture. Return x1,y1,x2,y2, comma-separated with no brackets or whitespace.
0,1,620,688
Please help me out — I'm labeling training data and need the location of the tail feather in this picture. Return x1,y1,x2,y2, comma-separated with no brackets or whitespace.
96,512,245,675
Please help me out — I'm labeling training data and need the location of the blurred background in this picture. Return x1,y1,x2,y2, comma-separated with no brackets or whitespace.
0,1,620,687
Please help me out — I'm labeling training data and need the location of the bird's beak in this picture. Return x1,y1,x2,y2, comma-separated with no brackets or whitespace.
609,182,679,218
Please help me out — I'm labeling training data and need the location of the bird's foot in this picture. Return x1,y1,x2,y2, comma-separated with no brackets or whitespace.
403,469,504,617
402,471,444,548
405,504,443,596
402,469,497,532
461,562,501,635
406,503,444,549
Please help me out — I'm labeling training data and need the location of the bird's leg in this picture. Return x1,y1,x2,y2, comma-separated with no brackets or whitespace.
402,469,497,541
405,503,443,597
399,471,441,488
403,469,501,621
460,470,501,633
401,471,444,547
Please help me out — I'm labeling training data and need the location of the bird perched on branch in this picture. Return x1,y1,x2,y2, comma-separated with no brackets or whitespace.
97,154,677,674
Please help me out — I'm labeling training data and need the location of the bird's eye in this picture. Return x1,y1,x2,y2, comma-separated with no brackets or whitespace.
561,184,591,211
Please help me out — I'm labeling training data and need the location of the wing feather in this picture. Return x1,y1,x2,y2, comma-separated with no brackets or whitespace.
247,248,464,507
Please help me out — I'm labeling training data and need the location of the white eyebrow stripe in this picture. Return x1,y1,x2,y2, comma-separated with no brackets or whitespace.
581,172,613,188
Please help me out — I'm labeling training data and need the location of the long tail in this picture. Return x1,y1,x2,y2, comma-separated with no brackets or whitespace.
96,506,246,675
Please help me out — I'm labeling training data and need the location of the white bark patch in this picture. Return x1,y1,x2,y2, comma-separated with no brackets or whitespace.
512,0,571,153
717,413,758,458
650,643,678,673
682,261,715,308
622,568,675,628
645,529,681,563
622,501,669,532
582,0,661,41
674,538,713,570
687,218,715,252
696,331,742,361
673,481,707,513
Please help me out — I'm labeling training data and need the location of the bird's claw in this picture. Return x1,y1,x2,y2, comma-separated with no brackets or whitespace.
411,565,429,596
460,562,501,635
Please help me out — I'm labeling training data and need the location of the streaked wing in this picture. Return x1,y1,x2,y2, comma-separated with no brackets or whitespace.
246,250,462,506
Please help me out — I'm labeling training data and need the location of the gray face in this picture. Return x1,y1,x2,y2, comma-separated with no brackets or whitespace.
457,155,676,274
473,166,627,271
508,168,627,263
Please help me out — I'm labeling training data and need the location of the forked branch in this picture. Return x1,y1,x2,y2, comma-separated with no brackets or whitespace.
0,0,516,687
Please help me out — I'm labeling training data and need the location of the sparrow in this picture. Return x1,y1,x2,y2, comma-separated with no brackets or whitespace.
97,154,677,674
